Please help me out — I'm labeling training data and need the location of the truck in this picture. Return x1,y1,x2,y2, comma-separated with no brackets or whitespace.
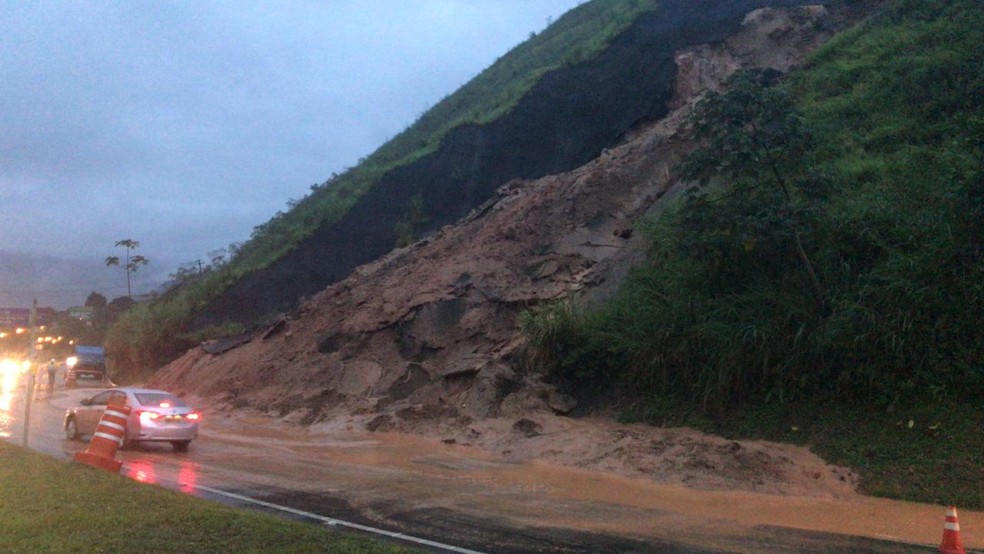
65,345,108,387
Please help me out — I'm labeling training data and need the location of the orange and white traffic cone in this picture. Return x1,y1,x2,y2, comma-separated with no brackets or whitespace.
73,393,130,473
939,505,966,554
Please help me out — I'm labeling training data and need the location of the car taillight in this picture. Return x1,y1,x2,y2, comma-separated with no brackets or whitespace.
185,412,201,421
138,410,160,422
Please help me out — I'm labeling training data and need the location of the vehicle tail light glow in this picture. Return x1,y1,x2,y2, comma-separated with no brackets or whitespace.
185,412,201,421
138,410,160,422
159,401,171,408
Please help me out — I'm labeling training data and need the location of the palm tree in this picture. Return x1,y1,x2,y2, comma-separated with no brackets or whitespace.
105,239,149,297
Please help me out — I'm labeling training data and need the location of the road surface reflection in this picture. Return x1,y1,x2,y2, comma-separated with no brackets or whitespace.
0,361,25,438
126,459,157,485
124,458,199,494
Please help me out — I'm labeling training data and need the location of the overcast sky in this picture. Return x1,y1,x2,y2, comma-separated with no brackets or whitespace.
0,1,585,308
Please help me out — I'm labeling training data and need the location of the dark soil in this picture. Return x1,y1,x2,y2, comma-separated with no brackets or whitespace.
191,0,831,330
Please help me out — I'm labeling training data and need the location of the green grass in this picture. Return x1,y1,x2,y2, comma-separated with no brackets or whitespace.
0,442,419,554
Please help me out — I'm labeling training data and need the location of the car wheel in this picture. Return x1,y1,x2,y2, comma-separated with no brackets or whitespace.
65,417,79,440
171,441,191,453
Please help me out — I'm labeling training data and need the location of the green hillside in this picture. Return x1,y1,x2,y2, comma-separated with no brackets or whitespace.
232,0,658,276
102,0,660,373
521,0,983,507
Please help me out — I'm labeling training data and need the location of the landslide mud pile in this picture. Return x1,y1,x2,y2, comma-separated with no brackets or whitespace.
153,6,862,497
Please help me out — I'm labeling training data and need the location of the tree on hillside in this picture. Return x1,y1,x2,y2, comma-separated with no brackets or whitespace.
679,69,827,311
84,292,107,310
105,239,149,298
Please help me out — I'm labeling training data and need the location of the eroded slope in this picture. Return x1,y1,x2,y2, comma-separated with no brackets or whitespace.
191,0,833,329
151,5,868,498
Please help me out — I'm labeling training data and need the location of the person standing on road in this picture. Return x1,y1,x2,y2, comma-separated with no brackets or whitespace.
47,360,57,391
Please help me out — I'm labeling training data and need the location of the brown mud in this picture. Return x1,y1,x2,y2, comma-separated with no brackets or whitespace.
187,406,983,552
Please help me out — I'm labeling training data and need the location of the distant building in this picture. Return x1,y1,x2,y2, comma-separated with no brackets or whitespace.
68,306,94,321
0,307,30,329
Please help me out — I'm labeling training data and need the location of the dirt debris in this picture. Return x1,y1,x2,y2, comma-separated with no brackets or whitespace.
152,6,859,500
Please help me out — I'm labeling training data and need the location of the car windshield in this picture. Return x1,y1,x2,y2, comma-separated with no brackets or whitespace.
134,392,186,408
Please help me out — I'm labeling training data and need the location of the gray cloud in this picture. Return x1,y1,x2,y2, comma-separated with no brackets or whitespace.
1,1,584,308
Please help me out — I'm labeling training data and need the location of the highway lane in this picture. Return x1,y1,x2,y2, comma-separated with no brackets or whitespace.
1,369,967,553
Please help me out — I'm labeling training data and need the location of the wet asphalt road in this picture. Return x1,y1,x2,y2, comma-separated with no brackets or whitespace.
0,373,946,553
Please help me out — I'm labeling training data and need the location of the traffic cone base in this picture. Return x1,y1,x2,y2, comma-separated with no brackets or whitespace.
73,450,123,472
939,505,966,554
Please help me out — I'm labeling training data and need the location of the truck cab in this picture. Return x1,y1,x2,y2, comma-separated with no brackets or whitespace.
65,346,107,388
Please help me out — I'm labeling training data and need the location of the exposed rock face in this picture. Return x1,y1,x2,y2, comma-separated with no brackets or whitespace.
191,0,832,330
150,5,867,497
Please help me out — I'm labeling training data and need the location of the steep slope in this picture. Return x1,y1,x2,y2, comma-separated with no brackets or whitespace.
191,0,832,330
151,4,866,496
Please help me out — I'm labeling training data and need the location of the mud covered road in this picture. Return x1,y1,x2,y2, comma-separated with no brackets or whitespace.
2,377,978,553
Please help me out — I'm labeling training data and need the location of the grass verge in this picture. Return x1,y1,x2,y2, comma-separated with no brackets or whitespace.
0,442,419,554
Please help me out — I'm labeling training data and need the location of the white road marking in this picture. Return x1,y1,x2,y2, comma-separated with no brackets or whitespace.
192,483,488,554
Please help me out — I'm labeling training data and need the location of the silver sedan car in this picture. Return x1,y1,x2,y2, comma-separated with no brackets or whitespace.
64,387,200,452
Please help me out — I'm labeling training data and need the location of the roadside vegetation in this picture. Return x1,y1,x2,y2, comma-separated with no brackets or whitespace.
520,0,983,507
0,442,419,554
103,0,660,376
